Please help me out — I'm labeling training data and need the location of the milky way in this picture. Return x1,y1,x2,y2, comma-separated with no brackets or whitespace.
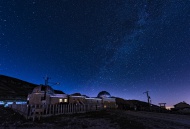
0,0,189,107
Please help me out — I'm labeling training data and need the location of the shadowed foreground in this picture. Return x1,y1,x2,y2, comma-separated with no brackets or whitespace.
0,106,190,129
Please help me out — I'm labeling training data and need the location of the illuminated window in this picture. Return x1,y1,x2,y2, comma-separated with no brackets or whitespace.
59,99,63,103
64,99,68,103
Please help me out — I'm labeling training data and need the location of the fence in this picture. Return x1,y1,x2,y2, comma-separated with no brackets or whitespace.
9,103,103,121
9,104,28,116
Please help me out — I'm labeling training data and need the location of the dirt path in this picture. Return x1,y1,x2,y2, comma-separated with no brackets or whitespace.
119,110,190,129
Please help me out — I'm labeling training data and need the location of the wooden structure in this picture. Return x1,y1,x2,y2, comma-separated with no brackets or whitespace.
9,103,103,121
159,103,166,109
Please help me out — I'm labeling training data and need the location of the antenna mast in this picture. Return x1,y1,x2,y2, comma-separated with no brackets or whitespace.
44,76,50,86
43,76,51,101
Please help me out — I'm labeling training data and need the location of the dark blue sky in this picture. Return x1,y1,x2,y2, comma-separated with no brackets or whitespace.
0,0,190,107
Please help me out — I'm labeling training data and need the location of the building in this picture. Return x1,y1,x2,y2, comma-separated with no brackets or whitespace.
85,97,103,110
9,86,118,121
27,85,68,105
28,86,116,109
68,94,103,110
97,91,117,109
174,101,190,110
69,95,86,105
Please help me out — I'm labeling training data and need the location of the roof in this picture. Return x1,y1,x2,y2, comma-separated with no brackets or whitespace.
174,101,190,106
32,85,54,94
70,93,81,96
50,94,68,98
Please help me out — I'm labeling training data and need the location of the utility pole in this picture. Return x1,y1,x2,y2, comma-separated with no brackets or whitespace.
143,91,151,110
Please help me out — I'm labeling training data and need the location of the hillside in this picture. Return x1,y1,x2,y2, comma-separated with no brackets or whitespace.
0,75,64,101
0,75,38,100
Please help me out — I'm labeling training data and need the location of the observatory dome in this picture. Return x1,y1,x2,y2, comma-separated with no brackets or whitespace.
97,91,111,98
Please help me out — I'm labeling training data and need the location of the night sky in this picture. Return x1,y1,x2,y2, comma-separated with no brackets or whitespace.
0,0,190,107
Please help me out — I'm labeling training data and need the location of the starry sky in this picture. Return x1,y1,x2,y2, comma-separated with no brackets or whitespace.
0,0,190,107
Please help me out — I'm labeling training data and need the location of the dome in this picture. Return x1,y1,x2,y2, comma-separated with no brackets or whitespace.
71,93,82,96
97,91,111,98
32,85,54,94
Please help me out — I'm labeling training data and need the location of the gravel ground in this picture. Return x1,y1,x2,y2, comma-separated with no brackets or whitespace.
118,110,190,129
0,106,190,129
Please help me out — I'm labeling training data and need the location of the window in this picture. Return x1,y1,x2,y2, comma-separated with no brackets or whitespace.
64,99,68,103
59,99,63,103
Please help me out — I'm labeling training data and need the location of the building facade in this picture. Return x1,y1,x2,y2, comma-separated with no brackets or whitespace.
27,86,116,109
27,85,68,105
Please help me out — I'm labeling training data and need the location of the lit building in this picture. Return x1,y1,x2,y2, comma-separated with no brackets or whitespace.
28,86,116,109
27,85,68,105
